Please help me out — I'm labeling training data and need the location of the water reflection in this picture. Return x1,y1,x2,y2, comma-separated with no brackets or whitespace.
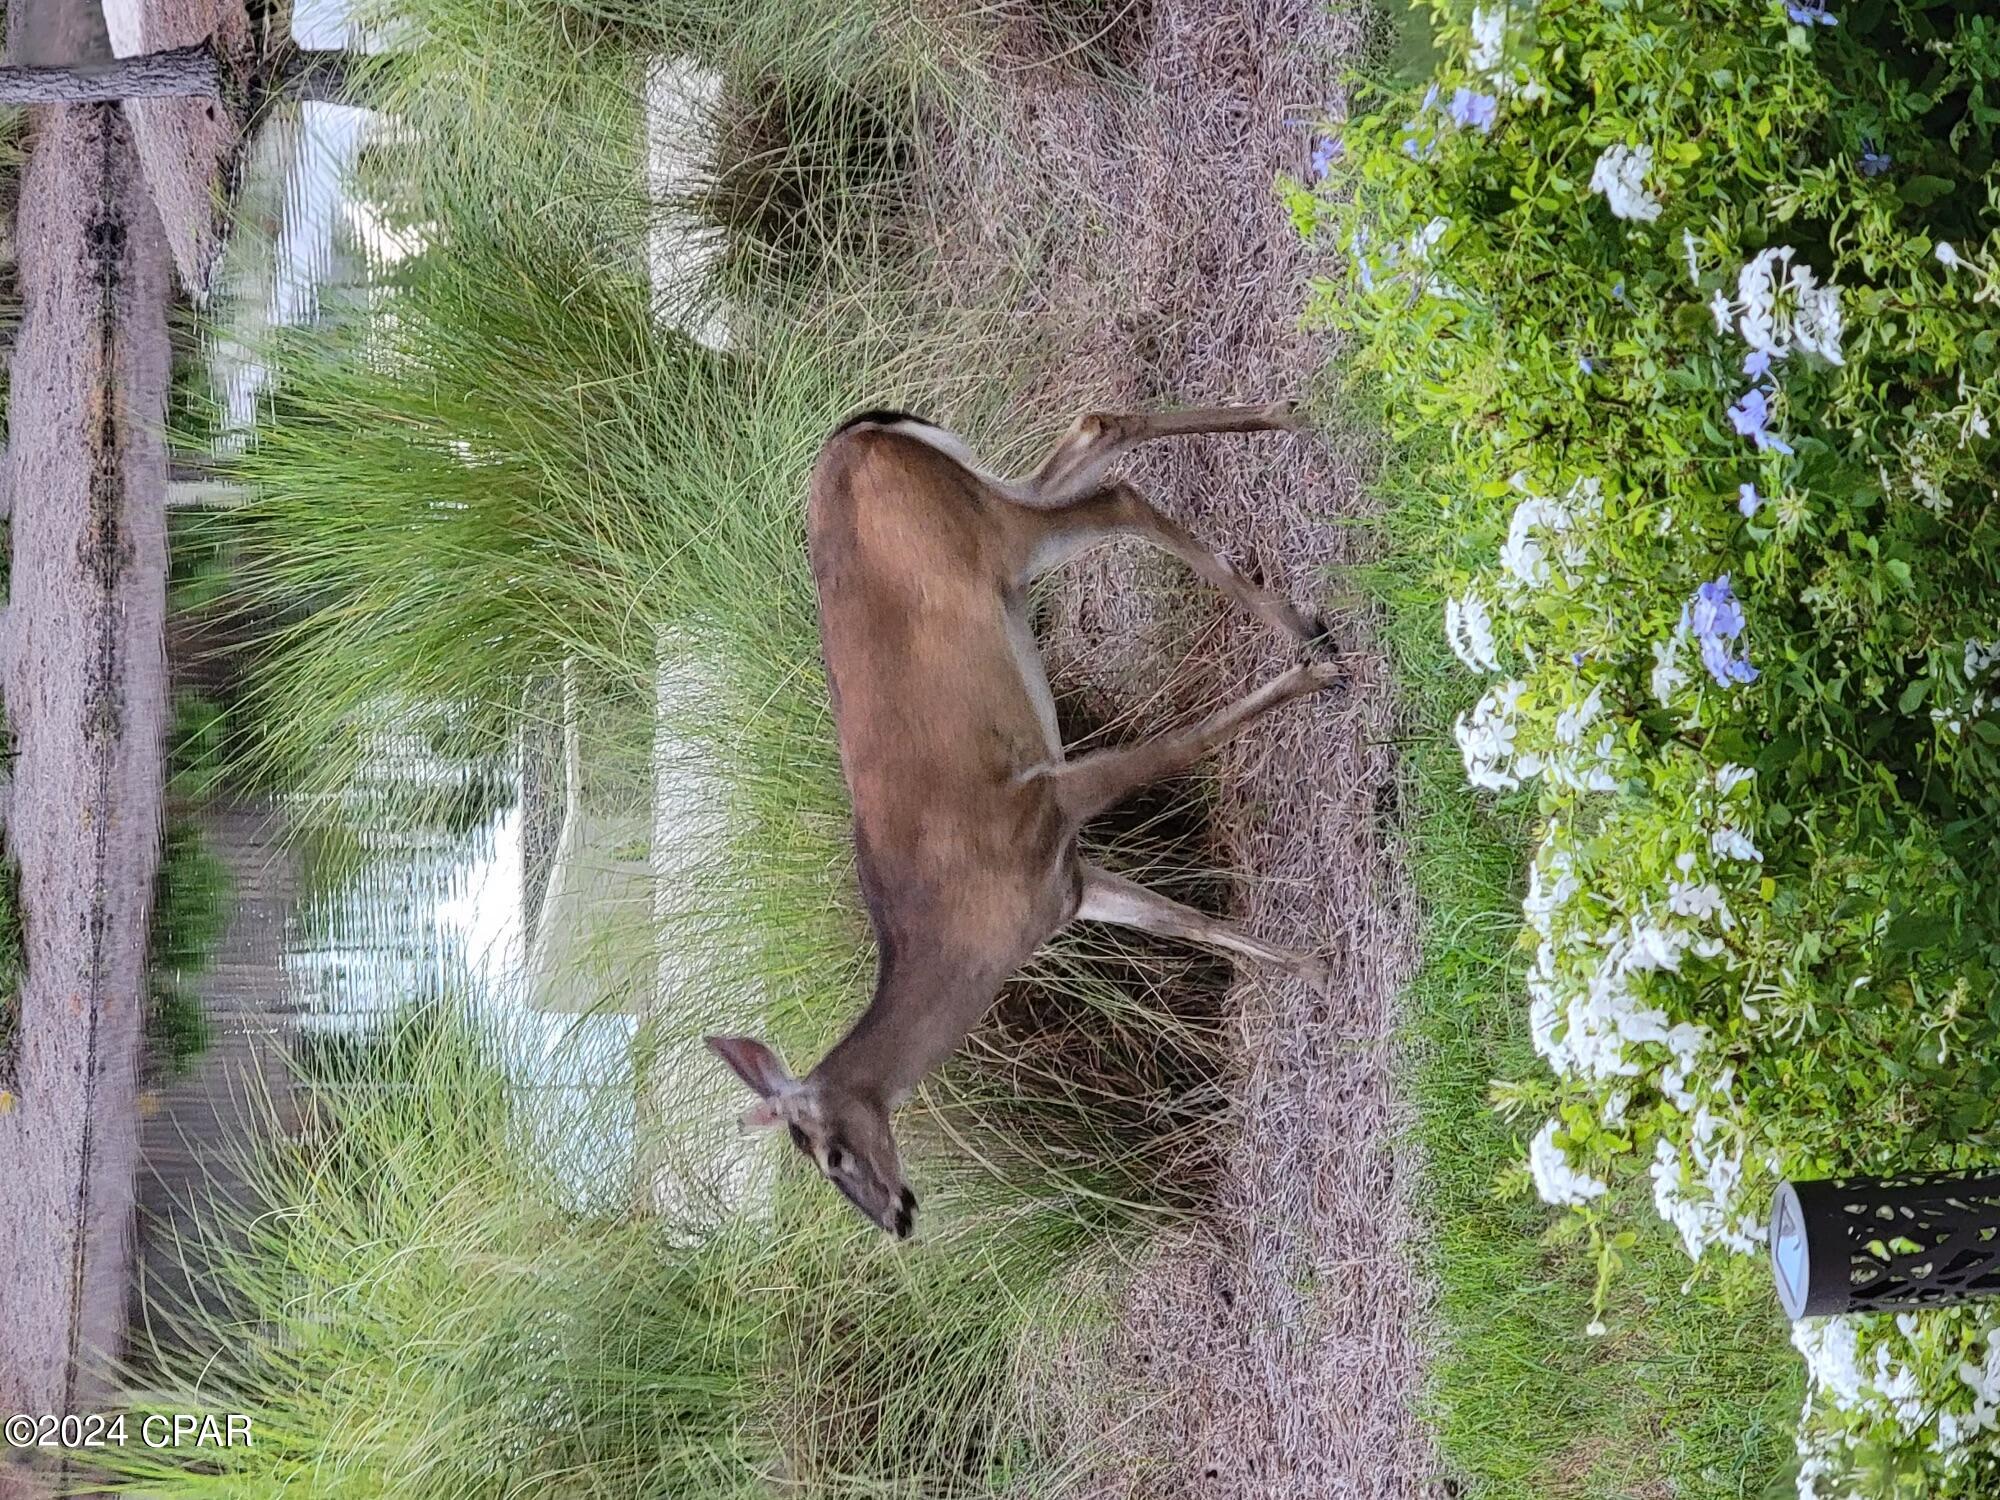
284,738,640,1213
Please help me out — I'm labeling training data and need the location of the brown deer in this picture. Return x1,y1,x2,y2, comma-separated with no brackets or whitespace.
707,403,1342,1237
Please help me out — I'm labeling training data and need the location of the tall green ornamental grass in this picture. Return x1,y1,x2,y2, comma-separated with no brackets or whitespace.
92,1002,1093,1499
136,4,1248,1492
1296,1,2000,1493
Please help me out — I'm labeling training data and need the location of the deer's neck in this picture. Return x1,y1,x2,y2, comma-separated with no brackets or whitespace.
813,957,1000,1106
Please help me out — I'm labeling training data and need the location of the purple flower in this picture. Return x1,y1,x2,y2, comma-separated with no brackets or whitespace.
1743,348,1773,379
1449,87,1498,134
1701,635,1761,684
1311,135,1342,179
1738,482,1764,518
1612,280,1626,302
1685,575,1759,686
1786,1,1837,24
1859,140,1892,177
1727,386,1795,454
1691,576,1747,639
1579,355,1595,375
1401,85,1443,158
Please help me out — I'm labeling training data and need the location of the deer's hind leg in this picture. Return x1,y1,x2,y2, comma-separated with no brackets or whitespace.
1071,864,1329,987
1023,403,1300,504
1012,481,1324,645
1027,658,1342,824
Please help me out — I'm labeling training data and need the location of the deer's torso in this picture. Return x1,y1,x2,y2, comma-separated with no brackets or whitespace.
807,424,1082,982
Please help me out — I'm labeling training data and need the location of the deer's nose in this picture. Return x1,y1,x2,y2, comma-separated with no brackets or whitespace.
893,1188,916,1239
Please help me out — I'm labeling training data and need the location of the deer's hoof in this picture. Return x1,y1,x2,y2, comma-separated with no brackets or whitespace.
1263,399,1309,432
1303,658,1350,693
1298,614,1342,660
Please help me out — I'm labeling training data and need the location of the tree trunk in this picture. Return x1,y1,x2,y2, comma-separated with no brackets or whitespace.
0,42,220,105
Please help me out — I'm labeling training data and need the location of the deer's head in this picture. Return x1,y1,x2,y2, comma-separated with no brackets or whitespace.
704,1035,916,1239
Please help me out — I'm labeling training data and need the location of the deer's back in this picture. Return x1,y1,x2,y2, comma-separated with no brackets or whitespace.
807,426,1075,964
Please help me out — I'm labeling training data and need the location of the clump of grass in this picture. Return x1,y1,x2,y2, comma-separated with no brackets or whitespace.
918,686,1235,1221
93,999,1100,1499
1004,0,1151,77
699,69,916,290
0,103,24,409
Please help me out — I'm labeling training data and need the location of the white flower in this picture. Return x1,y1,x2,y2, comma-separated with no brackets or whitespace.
1872,1345,1927,1433
1735,246,1795,356
1523,826,1582,938
1589,144,1663,222
1469,5,1507,75
1498,497,1557,587
1529,1119,1608,1206
1714,763,1756,796
1710,825,1761,862
1787,263,1845,365
1620,919,1688,973
1668,878,1734,929
1455,679,1530,791
1653,1130,1761,1258
1531,933,1686,1083
1682,227,1703,285
1498,478,1598,591
1709,288,1736,333
1795,1318,1871,1409
1554,684,1605,745
1936,241,1965,269
1652,629,1691,705
1410,216,1451,257
1658,1021,1710,1112
1446,589,1503,673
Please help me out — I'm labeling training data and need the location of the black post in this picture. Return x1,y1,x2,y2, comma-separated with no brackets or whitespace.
1770,1170,2000,1320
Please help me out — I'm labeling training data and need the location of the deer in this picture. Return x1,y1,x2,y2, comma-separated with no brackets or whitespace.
707,403,1344,1238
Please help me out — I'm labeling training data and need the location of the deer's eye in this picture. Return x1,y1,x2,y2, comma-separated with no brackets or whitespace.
826,1147,849,1174
787,1124,808,1151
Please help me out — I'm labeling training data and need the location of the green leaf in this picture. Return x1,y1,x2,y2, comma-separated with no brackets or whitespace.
1899,175,1956,207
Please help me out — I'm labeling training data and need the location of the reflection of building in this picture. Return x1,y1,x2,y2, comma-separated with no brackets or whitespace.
518,661,653,1018
208,99,387,451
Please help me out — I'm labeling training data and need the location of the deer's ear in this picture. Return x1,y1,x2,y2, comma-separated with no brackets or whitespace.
738,1098,784,1134
705,1035,795,1100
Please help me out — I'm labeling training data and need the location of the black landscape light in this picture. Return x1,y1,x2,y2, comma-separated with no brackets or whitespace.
1770,1170,2000,1320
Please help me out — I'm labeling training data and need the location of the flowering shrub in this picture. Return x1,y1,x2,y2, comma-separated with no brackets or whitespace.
1294,1,2000,1493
